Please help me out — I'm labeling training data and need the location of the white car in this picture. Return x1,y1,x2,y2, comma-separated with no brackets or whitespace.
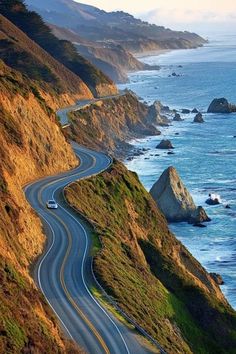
46,199,58,209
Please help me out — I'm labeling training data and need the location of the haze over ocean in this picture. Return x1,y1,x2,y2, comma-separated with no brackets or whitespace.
120,34,236,308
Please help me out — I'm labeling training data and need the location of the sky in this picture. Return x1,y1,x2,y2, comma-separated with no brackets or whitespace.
77,0,236,34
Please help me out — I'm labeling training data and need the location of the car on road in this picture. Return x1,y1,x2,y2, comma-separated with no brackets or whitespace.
46,199,58,209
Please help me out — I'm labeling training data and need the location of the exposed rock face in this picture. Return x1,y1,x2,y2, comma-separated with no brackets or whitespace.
173,113,183,121
193,112,204,123
207,98,236,113
192,108,199,113
150,167,210,223
68,93,161,158
156,140,174,149
210,273,224,285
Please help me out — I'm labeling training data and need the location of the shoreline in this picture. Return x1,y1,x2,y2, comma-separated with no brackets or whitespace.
120,39,236,310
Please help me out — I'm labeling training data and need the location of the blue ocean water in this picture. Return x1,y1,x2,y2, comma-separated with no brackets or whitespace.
119,34,236,309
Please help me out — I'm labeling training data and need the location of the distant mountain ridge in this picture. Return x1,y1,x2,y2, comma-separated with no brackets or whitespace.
25,0,206,83
26,0,206,51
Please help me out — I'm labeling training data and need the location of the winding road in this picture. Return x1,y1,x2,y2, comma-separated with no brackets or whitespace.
24,99,156,353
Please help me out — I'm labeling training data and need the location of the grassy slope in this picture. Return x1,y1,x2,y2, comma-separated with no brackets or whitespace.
65,161,236,354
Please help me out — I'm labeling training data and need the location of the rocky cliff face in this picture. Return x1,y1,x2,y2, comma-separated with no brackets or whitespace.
150,166,209,223
65,161,236,354
67,93,161,157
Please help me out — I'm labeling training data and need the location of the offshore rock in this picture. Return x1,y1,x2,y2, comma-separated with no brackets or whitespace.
156,140,174,149
207,98,236,113
150,167,208,223
173,113,183,121
193,112,204,123
206,193,221,205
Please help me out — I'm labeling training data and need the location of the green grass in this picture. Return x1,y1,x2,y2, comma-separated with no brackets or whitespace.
90,231,102,256
4,263,25,289
3,318,26,352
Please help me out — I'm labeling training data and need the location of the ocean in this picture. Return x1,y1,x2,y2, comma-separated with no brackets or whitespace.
119,34,236,309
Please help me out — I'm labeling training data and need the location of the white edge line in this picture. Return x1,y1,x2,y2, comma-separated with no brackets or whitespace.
49,152,130,354
34,210,74,342
57,201,131,354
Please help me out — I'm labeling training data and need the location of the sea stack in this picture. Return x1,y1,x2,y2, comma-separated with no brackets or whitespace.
150,166,210,223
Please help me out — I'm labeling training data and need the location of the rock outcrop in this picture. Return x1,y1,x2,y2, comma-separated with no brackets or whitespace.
193,112,204,123
207,98,236,113
150,166,210,223
68,93,161,158
147,100,170,126
156,140,174,149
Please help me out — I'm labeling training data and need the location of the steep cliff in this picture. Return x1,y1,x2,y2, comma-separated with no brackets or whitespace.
67,93,161,157
65,161,236,354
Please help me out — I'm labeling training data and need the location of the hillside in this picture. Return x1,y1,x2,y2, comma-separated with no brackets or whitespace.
0,57,84,352
65,161,236,354
26,0,206,53
0,0,117,97
49,23,158,83
66,93,162,157
0,14,92,102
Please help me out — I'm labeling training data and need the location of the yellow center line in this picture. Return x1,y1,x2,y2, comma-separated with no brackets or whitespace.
36,155,110,354
51,211,110,354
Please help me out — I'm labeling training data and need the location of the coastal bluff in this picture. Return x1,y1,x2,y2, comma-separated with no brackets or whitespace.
150,166,210,223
